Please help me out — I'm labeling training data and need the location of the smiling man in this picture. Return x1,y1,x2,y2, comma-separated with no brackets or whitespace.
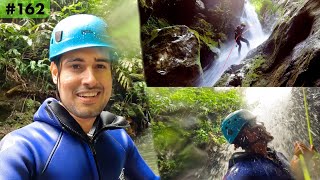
0,14,159,180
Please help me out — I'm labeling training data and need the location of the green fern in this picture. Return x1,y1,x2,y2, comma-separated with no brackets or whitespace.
115,57,144,90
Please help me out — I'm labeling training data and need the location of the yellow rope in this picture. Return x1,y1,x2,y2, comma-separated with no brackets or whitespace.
299,154,311,180
302,87,313,146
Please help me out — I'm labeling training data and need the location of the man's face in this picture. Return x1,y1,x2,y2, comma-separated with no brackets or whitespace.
244,121,274,144
50,47,112,119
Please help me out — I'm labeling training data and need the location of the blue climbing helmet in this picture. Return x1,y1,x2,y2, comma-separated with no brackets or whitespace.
49,14,116,61
221,109,256,144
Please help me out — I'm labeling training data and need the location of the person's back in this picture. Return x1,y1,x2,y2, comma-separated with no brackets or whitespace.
233,23,250,55
235,25,244,39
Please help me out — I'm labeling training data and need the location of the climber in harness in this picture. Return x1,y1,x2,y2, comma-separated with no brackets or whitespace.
221,109,295,180
235,23,250,56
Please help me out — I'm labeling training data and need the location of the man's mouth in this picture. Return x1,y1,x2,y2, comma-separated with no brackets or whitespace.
77,92,100,98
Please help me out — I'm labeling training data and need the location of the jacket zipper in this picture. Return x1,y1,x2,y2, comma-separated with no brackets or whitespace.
89,141,101,180
59,122,101,180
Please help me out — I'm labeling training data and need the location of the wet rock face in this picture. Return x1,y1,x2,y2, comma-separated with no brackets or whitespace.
143,25,202,86
229,0,245,18
199,41,220,68
242,0,320,86
227,74,243,87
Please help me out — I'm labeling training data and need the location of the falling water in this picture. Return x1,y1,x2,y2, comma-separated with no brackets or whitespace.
245,87,294,158
208,87,320,179
197,1,269,86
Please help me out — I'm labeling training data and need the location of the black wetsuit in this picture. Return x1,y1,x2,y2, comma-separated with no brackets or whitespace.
235,25,250,55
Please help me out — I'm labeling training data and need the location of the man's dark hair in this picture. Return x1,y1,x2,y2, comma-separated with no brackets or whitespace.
233,124,251,150
53,58,62,101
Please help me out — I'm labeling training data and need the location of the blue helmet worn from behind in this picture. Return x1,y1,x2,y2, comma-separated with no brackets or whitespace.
221,109,256,144
49,14,117,62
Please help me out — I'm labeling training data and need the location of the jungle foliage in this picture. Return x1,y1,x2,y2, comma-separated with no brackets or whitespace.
147,88,244,179
250,0,278,20
0,0,148,137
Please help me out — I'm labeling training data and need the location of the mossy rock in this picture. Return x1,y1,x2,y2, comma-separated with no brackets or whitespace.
242,55,266,86
143,25,202,86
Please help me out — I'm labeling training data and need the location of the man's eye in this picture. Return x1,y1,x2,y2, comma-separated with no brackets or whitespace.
72,64,81,69
97,64,106,69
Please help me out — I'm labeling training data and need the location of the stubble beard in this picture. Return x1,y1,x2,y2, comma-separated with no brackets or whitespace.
68,99,109,119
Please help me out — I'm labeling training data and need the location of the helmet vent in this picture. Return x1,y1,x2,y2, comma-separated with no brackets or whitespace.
55,31,63,42
82,30,93,35
227,129,233,135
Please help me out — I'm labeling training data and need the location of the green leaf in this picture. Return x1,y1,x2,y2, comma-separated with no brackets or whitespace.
30,61,36,70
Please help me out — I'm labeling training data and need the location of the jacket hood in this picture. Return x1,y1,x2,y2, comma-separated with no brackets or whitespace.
33,97,63,130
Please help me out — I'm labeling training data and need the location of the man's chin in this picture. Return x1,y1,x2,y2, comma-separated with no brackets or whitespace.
266,135,274,143
77,111,101,119
70,107,102,120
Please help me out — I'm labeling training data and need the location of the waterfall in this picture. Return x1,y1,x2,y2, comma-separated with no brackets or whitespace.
245,87,294,158
242,2,265,40
197,0,269,86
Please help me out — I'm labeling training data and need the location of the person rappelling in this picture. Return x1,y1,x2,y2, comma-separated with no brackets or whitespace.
221,109,295,179
235,22,250,56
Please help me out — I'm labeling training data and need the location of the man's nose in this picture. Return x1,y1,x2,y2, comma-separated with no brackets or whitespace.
82,68,98,87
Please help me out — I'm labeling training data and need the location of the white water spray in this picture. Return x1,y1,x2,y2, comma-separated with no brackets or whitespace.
245,87,294,158
197,1,269,86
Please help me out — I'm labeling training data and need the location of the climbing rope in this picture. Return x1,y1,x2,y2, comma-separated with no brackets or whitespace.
299,87,315,180
299,154,311,180
302,87,313,146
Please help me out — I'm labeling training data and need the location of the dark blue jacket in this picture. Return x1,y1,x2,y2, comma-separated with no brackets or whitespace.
0,98,160,180
224,148,295,180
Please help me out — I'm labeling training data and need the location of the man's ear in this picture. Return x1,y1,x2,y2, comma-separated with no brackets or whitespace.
50,62,58,84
